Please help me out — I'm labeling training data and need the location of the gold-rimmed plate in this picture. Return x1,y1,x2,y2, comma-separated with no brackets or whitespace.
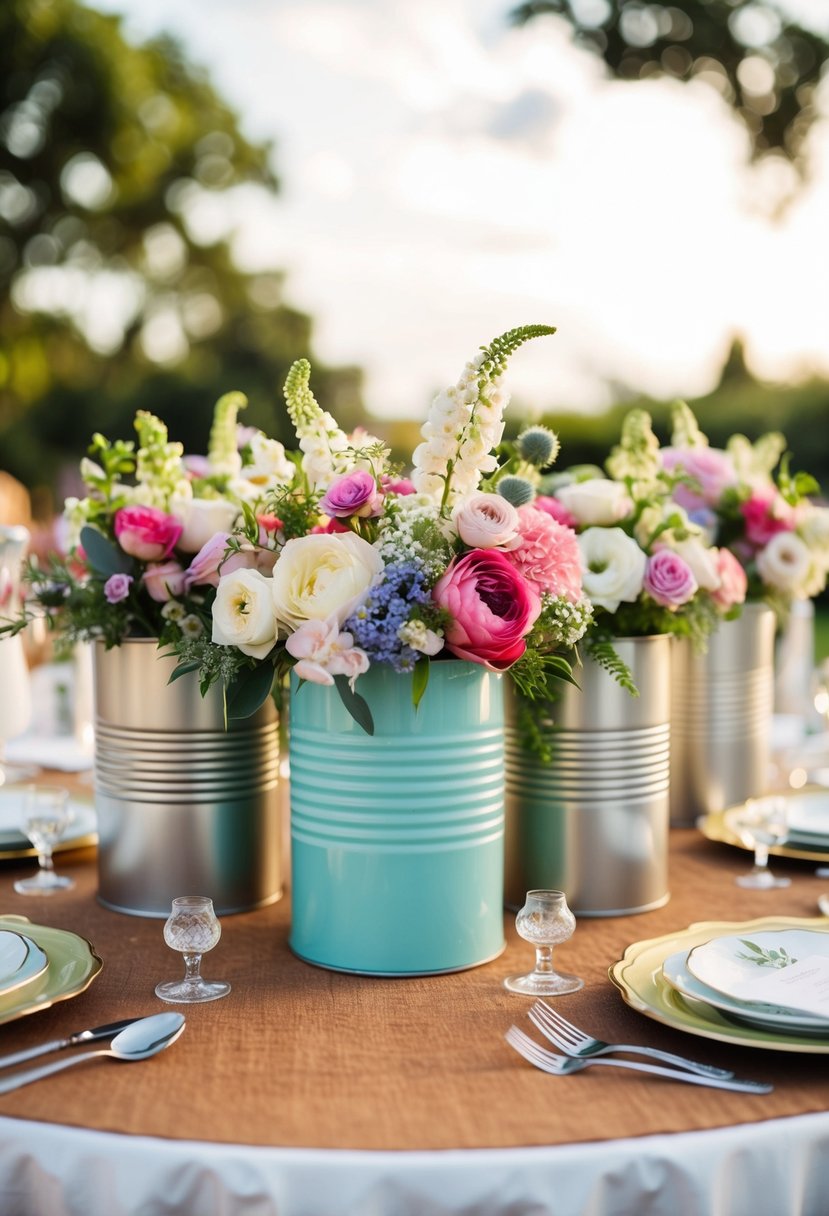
609,916,829,1054
0,789,97,860
0,916,102,1025
698,795,829,863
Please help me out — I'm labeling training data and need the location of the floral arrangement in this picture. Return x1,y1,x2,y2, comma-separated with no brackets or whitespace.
8,326,598,731
539,408,748,674
661,401,829,618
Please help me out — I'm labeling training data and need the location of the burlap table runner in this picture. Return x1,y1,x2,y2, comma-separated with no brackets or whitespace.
0,830,826,1150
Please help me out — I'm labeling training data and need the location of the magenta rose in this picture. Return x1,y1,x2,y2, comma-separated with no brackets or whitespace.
710,547,748,611
432,548,541,670
142,561,186,603
643,549,697,609
662,446,736,513
740,492,796,548
184,532,258,589
320,471,383,519
505,506,583,602
103,573,133,604
114,505,182,561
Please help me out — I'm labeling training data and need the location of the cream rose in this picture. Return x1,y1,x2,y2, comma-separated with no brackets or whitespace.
453,492,520,550
578,527,647,612
212,569,277,659
555,479,633,527
271,533,383,632
172,495,239,553
757,532,824,598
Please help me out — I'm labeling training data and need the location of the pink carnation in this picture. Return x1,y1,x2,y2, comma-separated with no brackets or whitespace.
532,495,578,529
505,505,583,602
740,492,796,548
113,505,182,561
710,547,748,611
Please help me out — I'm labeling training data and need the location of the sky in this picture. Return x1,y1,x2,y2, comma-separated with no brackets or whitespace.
93,0,829,421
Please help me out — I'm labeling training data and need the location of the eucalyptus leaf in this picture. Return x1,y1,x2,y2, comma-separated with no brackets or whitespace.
80,526,133,577
334,675,374,735
167,661,201,684
226,662,275,719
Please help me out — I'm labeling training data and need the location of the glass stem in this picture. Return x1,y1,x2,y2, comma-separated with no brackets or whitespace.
754,844,770,870
38,850,55,874
183,953,203,982
534,945,554,975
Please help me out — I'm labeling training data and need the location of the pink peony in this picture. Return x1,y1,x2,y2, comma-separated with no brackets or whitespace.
505,505,583,602
320,471,383,519
432,548,541,671
142,561,186,603
184,532,258,589
710,547,748,611
103,573,133,604
532,495,578,529
113,505,182,561
740,492,797,548
643,549,697,609
661,446,736,513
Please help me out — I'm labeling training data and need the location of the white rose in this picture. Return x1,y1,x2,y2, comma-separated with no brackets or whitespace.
755,532,814,595
798,504,829,564
212,569,277,659
672,537,721,592
578,527,647,612
172,496,239,553
271,533,383,632
453,492,520,550
556,479,633,527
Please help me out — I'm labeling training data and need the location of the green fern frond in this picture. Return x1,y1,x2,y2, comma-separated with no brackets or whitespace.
478,324,557,380
584,637,639,696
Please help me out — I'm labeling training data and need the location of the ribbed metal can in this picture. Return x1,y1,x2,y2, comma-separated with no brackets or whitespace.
93,639,282,917
289,660,505,975
505,635,671,917
670,603,775,826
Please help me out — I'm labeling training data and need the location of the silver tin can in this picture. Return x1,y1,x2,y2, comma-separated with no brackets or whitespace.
670,603,775,826
505,634,671,916
93,639,282,917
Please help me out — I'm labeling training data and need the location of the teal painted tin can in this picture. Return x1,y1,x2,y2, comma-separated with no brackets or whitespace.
289,660,505,975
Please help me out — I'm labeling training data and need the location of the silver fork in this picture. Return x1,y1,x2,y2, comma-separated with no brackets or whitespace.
505,1027,773,1093
528,1000,734,1079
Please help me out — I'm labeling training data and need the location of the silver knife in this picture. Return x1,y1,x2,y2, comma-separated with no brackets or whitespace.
0,1018,142,1070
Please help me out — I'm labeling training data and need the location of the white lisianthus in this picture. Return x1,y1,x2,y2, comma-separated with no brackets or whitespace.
672,537,721,592
212,569,277,659
271,533,383,632
453,492,520,549
578,527,647,612
172,495,239,553
755,532,816,596
555,479,633,527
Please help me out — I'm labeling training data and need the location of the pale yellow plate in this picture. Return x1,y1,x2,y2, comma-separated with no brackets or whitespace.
0,789,97,860
698,803,829,864
0,916,102,1026
609,916,829,1054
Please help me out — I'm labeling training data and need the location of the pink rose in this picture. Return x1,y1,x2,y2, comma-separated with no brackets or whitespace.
320,471,384,519
114,505,182,561
710,547,748,611
184,532,259,589
662,446,736,513
104,573,133,604
432,548,541,671
454,492,520,549
643,549,697,609
142,560,186,603
533,495,578,529
505,506,583,601
740,492,797,548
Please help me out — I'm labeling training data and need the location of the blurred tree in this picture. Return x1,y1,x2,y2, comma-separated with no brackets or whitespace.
511,0,828,172
0,0,362,507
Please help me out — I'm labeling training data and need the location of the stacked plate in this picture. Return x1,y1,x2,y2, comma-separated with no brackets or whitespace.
699,789,829,863
0,917,102,1025
610,916,829,1053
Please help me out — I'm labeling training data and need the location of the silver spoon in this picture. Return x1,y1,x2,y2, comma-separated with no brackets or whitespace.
0,1012,185,1094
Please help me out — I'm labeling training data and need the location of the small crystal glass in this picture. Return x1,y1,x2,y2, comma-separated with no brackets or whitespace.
14,785,75,895
504,889,584,996
733,797,791,889
155,896,231,1004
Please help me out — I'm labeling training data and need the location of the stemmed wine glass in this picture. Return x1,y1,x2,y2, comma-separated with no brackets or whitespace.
155,896,231,1004
13,785,76,895
731,797,791,889
504,889,584,996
